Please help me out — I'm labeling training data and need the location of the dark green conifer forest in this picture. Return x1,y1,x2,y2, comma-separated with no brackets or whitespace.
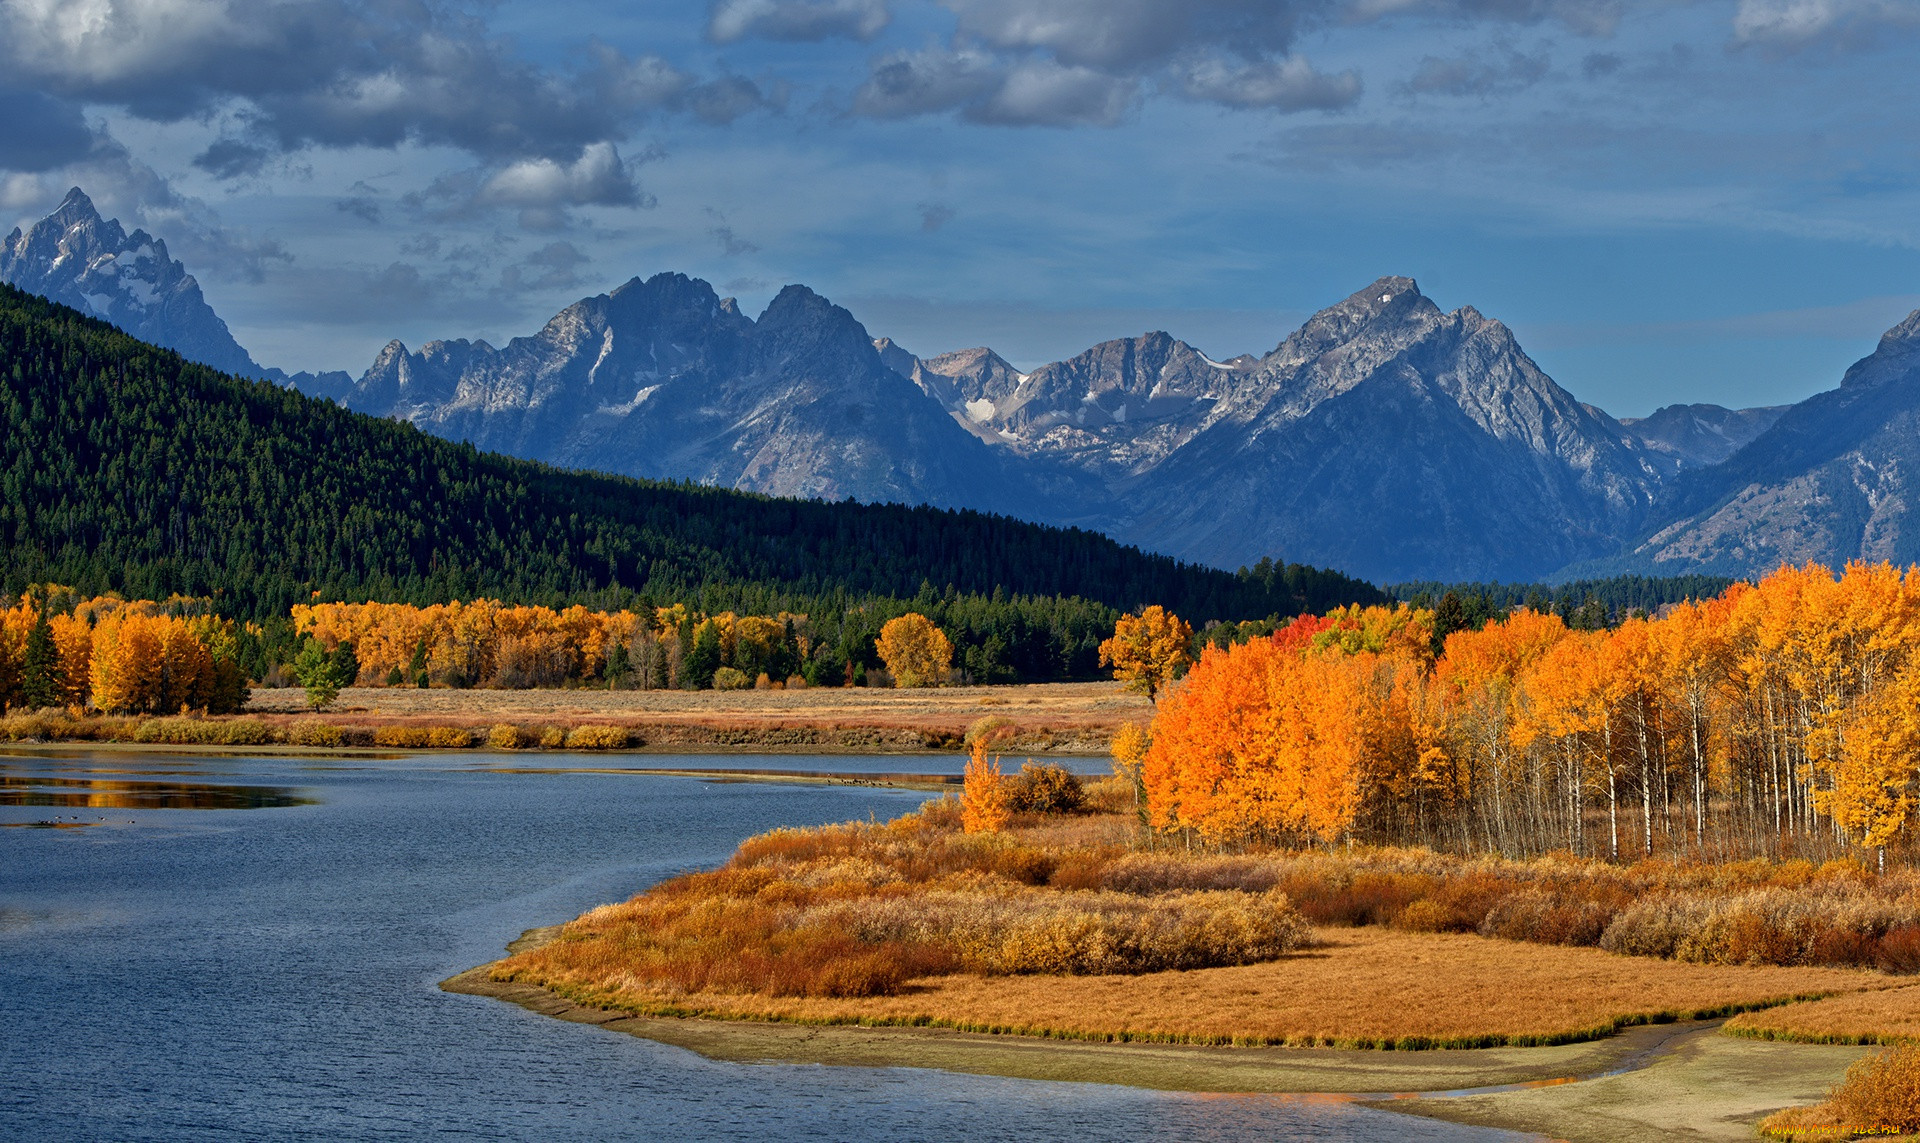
0,284,1386,681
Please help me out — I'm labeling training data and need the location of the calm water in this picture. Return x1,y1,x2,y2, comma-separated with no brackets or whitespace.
0,751,1522,1141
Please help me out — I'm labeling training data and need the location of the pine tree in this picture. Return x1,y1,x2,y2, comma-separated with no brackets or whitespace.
21,612,59,710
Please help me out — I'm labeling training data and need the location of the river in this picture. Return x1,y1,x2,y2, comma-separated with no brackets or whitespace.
0,749,1523,1141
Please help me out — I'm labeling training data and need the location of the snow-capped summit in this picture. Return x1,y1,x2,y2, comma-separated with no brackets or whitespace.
1,188,263,377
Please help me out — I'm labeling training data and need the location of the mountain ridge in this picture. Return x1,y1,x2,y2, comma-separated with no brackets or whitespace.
8,189,1899,587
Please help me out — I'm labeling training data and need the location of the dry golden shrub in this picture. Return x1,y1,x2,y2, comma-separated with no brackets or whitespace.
132,717,274,745
1761,1043,1920,1138
286,719,344,747
564,724,628,750
426,725,473,748
0,713,51,741
486,723,521,750
494,807,1310,1002
372,726,430,748
538,725,565,748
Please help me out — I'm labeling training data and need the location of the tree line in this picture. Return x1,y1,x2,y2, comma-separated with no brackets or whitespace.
0,590,247,714
1135,562,1920,865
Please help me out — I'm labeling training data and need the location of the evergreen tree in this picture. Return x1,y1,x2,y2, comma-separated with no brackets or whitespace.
21,612,59,710
294,640,340,711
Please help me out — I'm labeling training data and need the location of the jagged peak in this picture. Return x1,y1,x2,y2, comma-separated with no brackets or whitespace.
1878,307,1920,349
52,186,101,226
757,283,861,334
1839,307,1920,389
1258,275,1439,362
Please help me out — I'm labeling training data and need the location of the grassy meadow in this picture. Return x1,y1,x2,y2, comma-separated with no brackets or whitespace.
487,783,1920,1051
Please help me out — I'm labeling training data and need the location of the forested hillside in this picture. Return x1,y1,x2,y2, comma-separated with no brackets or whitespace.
0,285,1379,645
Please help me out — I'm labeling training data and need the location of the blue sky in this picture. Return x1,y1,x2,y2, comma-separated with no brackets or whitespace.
4,0,1919,416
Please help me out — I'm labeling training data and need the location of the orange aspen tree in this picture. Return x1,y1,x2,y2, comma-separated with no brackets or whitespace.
961,738,1009,833
90,613,163,713
49,613,93,706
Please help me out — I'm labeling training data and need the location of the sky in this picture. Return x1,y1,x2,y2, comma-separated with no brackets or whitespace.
4,0,1920,417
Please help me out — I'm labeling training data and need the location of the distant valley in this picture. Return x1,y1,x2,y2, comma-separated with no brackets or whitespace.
8,188,1913,585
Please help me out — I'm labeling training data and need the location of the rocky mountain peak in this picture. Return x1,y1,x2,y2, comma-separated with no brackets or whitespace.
46,186,107,233
754,284,880,364
1,185,262,378
1839,307,1920,389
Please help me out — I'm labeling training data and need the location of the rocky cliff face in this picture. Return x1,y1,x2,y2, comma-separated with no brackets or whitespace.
340,274,1025,511
321,274,1685,581
1103,278,1664,582
1625,310,1920,576
1,188,262,377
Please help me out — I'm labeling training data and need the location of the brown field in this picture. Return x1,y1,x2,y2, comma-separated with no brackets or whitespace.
243,680,1145,753
492,924,1882,1049
1729,982,1920,1045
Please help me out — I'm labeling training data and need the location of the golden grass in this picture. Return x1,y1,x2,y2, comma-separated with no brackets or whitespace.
1730,983,1920,1045
244,680,1147,752
487,800,1908,1048
498,925,1879,1049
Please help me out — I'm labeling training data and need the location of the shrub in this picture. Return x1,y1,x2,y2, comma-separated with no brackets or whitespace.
133,717,275,746
1478,889,1612,946
1005,762,1084,814
372,726,430,748
1,713,51,741
785,675,807,689
486,723,522,750
965,715,1016,747
1877,924,1920,974
287,720,344,747
538,725,565,748
564,724,628,750
1827,1044,1920,1133
712,666,750,691
426,725,473,748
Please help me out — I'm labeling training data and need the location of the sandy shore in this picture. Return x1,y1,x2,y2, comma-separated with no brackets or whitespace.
443,927,1871,1141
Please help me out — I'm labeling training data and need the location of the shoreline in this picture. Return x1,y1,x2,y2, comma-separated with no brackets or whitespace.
444,927,1872,1141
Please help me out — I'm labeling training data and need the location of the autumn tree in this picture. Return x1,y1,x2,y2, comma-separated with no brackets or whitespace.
961,738,1009,833
877,613,952,688
1110,722,1151,809
1099,606,1193,700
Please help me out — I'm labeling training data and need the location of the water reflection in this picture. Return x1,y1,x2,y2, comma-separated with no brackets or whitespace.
0,774,313,809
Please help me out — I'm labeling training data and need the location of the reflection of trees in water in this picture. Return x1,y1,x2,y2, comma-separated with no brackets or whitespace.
0,776,310,809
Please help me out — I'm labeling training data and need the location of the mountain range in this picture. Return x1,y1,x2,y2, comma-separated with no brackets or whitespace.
8,188,1907,586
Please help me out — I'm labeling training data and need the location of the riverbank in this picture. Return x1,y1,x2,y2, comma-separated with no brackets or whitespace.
3,681,1145,756
444,926,1877,1142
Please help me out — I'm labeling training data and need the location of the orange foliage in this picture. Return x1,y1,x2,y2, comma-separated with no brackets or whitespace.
1145,562,1920,860
962,738,1010,834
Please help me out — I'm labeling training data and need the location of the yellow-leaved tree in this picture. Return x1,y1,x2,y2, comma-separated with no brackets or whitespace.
1098,605,1193,700
961,737,1009,833
876,612,952,688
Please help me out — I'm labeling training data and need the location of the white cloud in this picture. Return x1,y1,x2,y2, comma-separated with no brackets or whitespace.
973,60,1136,126
1179,55,1363,111
480,143,650,210
1732,0,1920,51
708,0,890,43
